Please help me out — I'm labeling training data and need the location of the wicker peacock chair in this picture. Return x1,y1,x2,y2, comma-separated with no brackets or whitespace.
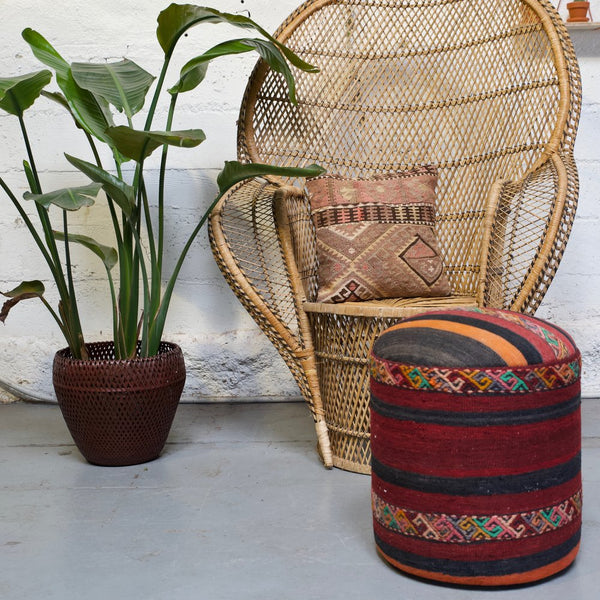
209,0,582,473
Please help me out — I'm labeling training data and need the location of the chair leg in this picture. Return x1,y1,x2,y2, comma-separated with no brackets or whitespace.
315,418,333,469
298,352,334,469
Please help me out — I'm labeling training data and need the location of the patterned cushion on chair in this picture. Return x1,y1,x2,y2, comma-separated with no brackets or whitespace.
306,168,451,303
369,307,582,586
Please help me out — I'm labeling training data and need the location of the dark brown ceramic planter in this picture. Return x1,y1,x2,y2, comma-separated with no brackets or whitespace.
567,2,590,22
53,341,186,466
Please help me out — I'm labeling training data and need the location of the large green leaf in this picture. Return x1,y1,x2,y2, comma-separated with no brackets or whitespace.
41,89,71,112
71,60,155,119
21,29,70,78
24,183,102,211
42,91,127,164
170,38,295,98
41,90,89,135
65,154,135,217
169,60,209,95
156,5,318,73
0,70,52,116
216,161,326,196
157,4,246,55
170,38,256,94
0,280,45,323
237,38,297,103
22,29,115,147
53,230,118,270
105,126,206,162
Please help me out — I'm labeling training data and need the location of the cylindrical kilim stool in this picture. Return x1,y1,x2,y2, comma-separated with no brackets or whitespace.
369,307,582,586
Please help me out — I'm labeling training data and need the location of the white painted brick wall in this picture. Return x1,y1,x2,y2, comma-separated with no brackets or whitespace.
1,1,599,402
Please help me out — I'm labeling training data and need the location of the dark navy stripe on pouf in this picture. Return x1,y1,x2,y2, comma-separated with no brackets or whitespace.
369,307,582,586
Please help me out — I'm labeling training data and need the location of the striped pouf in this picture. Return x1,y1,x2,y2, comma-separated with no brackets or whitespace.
369,307,582,586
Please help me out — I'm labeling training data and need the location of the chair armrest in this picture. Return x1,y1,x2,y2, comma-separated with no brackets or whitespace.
209,178,332,466
209,178,310,356
478,151,579,313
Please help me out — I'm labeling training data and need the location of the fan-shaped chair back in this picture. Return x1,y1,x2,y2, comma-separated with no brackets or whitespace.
238,0,579,306
210,0,581,471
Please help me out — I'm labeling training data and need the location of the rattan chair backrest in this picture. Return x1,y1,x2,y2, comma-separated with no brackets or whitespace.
237,0,580,298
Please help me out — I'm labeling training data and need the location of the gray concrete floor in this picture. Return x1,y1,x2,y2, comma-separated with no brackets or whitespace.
1,400,599,600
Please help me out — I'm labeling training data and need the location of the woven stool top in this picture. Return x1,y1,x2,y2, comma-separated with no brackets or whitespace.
372,308,578,369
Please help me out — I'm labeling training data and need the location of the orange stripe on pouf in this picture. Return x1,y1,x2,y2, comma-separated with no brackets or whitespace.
386,319,529,365
370,307,582,586
376,543,581,587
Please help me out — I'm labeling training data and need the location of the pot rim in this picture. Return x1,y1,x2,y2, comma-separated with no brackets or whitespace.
54,340,183,365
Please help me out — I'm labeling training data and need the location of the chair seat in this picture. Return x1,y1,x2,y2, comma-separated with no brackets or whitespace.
303,295,477,318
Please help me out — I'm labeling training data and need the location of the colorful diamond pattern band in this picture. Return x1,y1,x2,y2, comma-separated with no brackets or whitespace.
372,491,582,544
370,355,581,394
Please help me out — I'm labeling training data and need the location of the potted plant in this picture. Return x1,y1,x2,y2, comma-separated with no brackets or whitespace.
566,1,591,22
0,4,324,466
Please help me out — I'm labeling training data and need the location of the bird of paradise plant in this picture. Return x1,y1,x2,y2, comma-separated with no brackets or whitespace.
0,4,324,360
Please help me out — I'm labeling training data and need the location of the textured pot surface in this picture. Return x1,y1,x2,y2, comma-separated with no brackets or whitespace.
53,341,186,466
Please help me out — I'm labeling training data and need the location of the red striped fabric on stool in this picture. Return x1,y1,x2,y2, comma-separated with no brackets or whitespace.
369,307,582,586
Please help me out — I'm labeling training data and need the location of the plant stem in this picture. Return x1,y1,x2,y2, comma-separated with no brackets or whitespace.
39,295,68,340
61,209,85,356
0,176,55,272
144,54,173,132
17,116,86,358
138,167,162,341
105,266,119,351
114,160,139,359
117,52,174,356
85,131,102,166
127,222,152,357
148,191,224,354
84,130,124,246
138,171,158,272
62,211,75,300
17,115,42,192
18,116,66,288
158,93,178,276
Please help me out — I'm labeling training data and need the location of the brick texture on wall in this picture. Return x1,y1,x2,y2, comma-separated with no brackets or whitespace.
1,1,599,402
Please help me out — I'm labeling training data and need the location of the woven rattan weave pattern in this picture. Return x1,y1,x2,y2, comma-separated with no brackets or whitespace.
209,0,581,471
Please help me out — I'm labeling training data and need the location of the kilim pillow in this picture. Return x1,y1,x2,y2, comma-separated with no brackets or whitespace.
370,307,582,586
306,168,451,303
